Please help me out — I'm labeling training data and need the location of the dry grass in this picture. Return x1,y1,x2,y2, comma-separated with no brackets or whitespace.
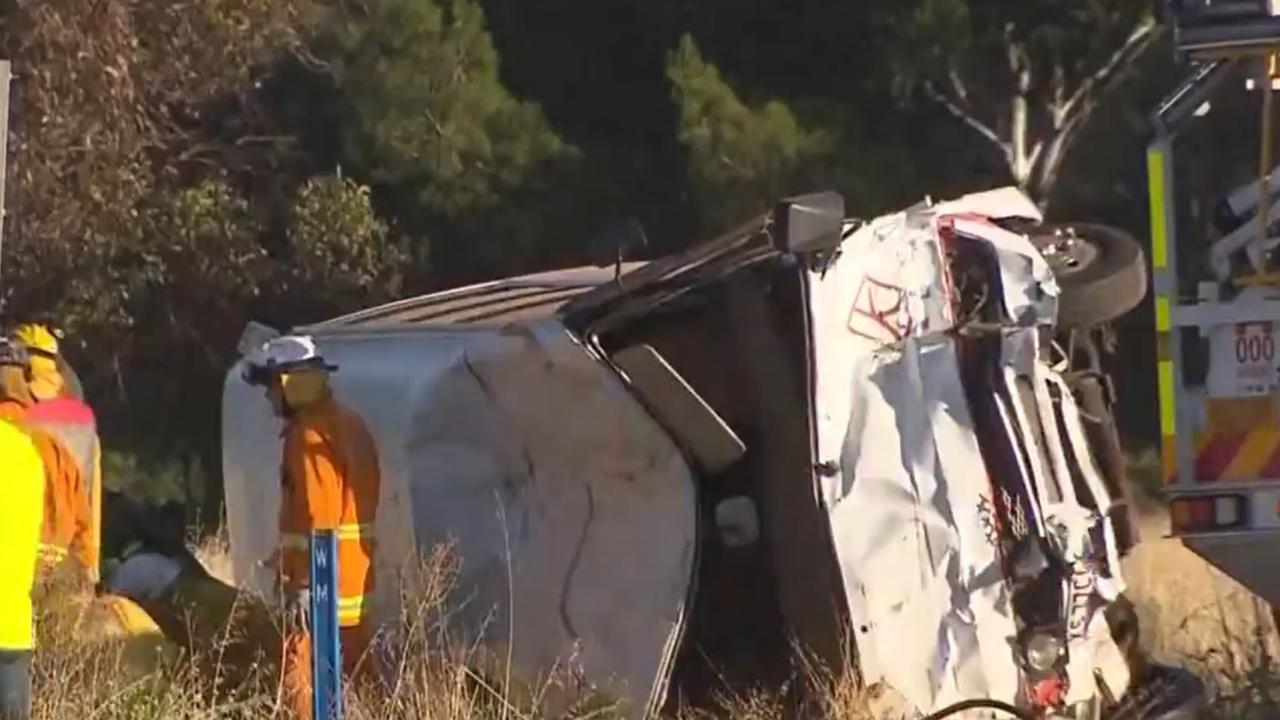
1112,450,1280,716
1121,503,1280,719
28,546,636,720
191,532,236,588
28,497,1280,720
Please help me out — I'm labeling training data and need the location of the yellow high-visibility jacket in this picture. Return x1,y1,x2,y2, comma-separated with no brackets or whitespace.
0,420,44,650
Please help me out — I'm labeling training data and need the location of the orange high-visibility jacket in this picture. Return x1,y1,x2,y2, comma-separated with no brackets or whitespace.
0,399,25,422
279,397,381,628
29,429,92,569
25,397,101,575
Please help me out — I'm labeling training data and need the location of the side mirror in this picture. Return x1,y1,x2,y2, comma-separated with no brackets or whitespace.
772,191,845,255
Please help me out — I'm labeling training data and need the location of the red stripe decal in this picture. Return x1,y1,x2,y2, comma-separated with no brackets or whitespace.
1196,433,1247,482
25,397,96,426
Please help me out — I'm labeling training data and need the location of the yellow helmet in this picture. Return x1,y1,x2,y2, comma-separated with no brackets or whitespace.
13,323,60,357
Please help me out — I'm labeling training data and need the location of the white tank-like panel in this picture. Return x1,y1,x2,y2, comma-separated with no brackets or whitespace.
222,322,697,715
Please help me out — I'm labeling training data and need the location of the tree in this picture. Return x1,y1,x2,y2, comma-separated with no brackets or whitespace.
322,0,568,210
277,174,408,317
265,0,587,283
0,0,310,348
0,0,316,518
876,0,1160,208
667,35,836,231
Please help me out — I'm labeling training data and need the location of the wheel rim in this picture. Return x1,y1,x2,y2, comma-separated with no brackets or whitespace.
1032,226,1100,281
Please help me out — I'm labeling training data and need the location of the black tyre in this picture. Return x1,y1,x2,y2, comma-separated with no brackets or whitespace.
1027,223,1148,328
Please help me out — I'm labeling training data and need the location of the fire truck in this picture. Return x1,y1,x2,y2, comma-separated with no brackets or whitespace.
1155,0,1280,616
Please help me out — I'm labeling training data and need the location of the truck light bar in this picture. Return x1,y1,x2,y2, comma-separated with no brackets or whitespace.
1170,493,1249,533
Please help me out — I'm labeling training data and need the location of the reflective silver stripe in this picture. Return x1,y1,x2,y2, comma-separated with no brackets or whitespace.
337,595,367,621
334,523,375,541
38,544,67,559
283,528,375,548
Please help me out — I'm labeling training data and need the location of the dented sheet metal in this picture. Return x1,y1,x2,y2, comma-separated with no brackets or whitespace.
999,342,1129,705
223,323,697,716
808,188,1127,715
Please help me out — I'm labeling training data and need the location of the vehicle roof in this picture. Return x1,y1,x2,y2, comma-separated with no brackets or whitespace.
307,263,646,330
308,188,1037,334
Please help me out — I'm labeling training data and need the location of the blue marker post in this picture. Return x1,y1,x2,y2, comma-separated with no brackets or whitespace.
310,530,342,720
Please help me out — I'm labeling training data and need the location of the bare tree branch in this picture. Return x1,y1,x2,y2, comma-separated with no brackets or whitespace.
177,142,217,163
1026,138,1045,182
1008,37,1033,183
1052,54,1066,126
717,153,751,178
233,135,297,147
423,105,448,138
1032,20,1164,204
1033,108,1090,201
292,43,336,77
1060,18,1158,123
923,81,1011,166
949,68,972,108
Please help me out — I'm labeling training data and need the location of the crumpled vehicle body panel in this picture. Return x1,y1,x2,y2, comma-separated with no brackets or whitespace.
809,190,1129,713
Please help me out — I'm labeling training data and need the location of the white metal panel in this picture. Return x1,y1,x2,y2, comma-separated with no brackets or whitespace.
807,189,1124,714
931,186,1043,223
809,202,1021,713
1205,286,1280,398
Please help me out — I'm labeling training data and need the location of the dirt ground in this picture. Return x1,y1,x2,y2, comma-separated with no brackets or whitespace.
1122,502,1280,692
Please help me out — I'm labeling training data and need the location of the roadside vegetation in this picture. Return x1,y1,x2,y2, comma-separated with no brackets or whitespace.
23,511,1280,720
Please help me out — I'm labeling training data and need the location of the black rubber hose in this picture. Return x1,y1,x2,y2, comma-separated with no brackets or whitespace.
920,698,1039,720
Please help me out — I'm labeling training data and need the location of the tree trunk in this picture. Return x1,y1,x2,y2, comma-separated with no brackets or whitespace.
1011,93,1030,187
1007,38,1035,190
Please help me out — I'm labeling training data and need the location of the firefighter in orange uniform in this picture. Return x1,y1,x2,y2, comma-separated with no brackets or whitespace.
12,324,102,579
243,335,380,719
0,339,93,574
